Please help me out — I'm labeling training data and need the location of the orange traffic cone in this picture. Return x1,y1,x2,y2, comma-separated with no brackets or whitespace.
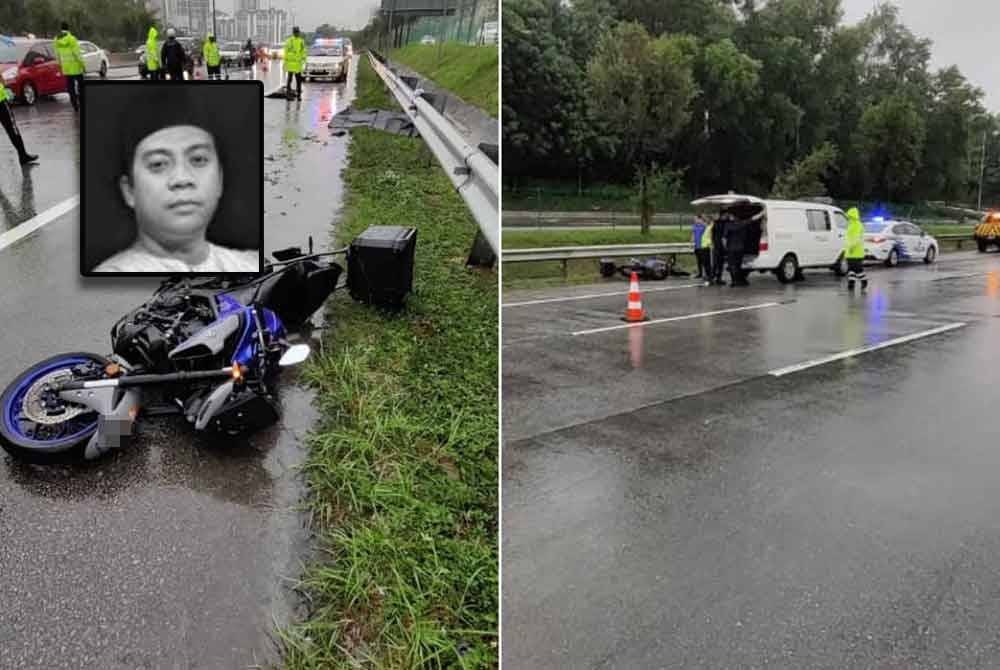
622,271,648,322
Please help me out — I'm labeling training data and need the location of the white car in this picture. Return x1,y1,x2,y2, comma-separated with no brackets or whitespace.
420,35,436,45
219,41,243,66
692,194,849,283
304,44,347,82
863,218,938,266
80,40,109,78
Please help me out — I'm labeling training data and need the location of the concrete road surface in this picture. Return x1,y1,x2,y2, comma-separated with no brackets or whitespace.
0,58,357,669
503,251,1000,669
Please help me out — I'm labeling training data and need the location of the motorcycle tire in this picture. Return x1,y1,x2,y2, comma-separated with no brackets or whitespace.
0,352,110,463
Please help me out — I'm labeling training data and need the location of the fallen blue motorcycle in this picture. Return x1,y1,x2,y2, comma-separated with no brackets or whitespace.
0,245,342,462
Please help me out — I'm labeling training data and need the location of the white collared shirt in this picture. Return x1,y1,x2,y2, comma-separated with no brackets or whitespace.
94,242,260,273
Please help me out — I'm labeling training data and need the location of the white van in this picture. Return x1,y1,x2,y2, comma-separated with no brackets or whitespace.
691,194,849,283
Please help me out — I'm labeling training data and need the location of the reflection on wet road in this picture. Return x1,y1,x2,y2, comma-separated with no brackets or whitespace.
0,58,358,669
503,252,1000,669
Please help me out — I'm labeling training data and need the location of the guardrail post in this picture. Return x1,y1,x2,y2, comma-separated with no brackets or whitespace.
561,259,568,279
467,229,496,267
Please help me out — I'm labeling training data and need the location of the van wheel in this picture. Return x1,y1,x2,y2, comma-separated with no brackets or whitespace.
977,239,987,252
885,248,899,267
833,254,848,276
776,254,799,284
924,246,937,264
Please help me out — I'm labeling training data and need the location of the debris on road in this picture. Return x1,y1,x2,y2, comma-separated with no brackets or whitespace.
328,105,417,137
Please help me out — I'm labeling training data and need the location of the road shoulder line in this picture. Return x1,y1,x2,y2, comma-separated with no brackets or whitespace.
768,322,967,377
572,302,781,336
0,194,79,253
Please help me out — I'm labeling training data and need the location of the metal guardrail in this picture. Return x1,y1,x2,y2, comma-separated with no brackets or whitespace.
503,243,692,263
367,51,499,256
936,233,976,249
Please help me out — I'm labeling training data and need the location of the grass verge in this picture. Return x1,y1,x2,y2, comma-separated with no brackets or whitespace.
390,43,497,118
279,55,497,670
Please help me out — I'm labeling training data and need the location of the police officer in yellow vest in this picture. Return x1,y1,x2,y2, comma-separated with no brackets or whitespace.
844,207,868,292
145,26,161,80
54,22,85,111
699,216,714,286
283,26,307,100
203,35,222,80
0,80,38,165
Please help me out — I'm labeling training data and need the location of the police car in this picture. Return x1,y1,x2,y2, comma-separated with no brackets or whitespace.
863,217,938,266
304,39,347,82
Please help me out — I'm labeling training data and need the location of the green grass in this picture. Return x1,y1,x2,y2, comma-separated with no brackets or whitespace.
352,54,396,110
279,56,497,670
923,224,976,236
390,43,497,118
503,228,691,249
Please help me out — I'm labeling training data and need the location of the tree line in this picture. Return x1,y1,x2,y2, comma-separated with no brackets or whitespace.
1,0,156,51
503,0,1000,218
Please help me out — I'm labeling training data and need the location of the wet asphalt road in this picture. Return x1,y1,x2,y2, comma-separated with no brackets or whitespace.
502,252,1000,669
0,59,357,668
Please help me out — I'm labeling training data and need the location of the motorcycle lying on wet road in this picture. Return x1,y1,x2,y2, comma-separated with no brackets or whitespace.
0,244,342,462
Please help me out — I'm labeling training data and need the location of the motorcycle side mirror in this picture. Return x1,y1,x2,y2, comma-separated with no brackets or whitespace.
278,344,310,367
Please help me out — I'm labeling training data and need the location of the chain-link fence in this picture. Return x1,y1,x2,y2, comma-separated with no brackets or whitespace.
379,0,497,49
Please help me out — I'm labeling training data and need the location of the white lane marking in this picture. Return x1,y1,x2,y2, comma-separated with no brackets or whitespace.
504,283,702,308
768,322,967,377
572,302,781,336
0,194,79,252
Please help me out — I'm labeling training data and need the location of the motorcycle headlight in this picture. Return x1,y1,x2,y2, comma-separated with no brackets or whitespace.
2,68,16,82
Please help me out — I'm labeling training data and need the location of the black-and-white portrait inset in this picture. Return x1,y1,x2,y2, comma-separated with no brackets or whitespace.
81,81,264,275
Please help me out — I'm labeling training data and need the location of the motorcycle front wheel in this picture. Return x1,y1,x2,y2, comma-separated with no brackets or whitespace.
0,352,110,463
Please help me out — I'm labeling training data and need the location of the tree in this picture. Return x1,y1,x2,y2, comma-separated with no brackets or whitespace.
685,37,761,194
314,23,339,38
856,95,926,201
587,22,698,232
616,0,737,41
914,67,984,200
502,0,605,185
771,141,838,199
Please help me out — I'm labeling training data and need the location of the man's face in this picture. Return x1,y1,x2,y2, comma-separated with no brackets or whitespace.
120,125,223,249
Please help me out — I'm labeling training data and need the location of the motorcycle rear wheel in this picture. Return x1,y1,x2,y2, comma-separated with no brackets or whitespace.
0,352,110,463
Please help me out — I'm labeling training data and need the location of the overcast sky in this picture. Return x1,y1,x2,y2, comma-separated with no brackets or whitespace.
231,0,379,31
840,0,998,112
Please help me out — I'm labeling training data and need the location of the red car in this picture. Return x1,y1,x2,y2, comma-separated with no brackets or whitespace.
0,38,67,105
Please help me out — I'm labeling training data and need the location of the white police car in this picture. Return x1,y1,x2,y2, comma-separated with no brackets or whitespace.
863,218,938,266
304,39,347,82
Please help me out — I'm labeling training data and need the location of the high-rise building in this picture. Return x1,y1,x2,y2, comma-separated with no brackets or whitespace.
235,6,288,44
213,10,237,40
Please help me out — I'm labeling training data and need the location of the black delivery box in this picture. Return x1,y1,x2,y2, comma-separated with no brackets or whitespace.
348,226,417,307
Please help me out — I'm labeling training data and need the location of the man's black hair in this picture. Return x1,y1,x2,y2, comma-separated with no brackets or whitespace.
118,86,225,180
